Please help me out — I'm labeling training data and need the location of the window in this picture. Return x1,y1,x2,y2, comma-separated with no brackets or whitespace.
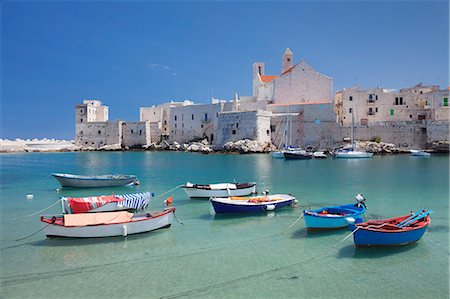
409,115,412,119
175,124,177,128
349,96,353,101
192,114,194,120
266,130,270,136
270,125,276,132
174,115,177,121
204,113,208,121
375,107,378,113
390,109,394,116
395,97,399,105
164,120,167,125
375,95,378,100
131,129,134,133
80,109,83,113
444,98,448,107
236,123,239,128
80,131,83,135
349,108,353,113
232,130,236,135
80,119,83,123
368,94,373,100
287,58,291,62
182,123,184,128
201,124,203,128
98,130,101,134
258,66,262,75
399,97,403,105
139,130,142,135
182,114,184,121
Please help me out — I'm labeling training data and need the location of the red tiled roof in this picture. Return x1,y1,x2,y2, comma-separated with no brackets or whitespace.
260,75,278,83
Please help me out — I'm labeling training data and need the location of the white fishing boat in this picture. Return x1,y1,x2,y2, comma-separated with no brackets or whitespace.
61,192,152,214
334,112,373,159
40,208,175,238
410,150,431,157
181,182,257,198
53,173,139,188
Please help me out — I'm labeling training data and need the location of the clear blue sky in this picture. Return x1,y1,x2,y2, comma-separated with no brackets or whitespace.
2,1,448,139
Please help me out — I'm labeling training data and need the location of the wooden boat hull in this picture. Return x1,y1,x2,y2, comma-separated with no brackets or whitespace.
352,213,431,247
182,183,256,198
283,152,312,160
41,209,174,238
304,203,366,230
211,194,295,214
353,225,429,247
53,173,137,188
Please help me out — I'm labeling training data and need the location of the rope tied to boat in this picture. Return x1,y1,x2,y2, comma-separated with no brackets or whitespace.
7,198,62,219
14,223,51,242
153,184,184,199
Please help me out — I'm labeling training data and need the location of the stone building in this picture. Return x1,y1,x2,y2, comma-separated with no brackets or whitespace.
140,100,192,142
216,110,272,146
252,48,333,105
334,83,449,126
75,100,151,149
168,98,237,144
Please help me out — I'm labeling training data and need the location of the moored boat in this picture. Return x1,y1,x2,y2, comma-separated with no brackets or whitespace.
334,150,374,159
283,151,312,160
40,207,175,238
312,151,327,159
410,150,431,157
271,151,285,159
181,182,257,198
303,194,367,230
211,194,295,214
52,173,139,188
347,209,432,247
61,192,152,214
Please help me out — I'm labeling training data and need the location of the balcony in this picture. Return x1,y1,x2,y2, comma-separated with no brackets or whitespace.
368,99,375,103
367,111,375,115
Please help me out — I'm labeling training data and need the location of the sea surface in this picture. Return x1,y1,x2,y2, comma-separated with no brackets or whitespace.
0,152,448,298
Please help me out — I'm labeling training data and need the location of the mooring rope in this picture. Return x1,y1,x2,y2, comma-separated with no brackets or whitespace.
7,198,61,220
153,184,183,199
15,223,51,242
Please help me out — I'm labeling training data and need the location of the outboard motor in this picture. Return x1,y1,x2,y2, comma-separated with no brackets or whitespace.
355,193,367,209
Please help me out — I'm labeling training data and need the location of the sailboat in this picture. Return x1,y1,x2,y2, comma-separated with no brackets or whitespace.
271,107,307,158
334,111,373,159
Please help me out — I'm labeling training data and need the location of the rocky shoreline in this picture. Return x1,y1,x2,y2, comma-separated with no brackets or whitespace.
1,138,448,154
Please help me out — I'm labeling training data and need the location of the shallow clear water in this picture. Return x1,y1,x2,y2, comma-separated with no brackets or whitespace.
0,152,448,298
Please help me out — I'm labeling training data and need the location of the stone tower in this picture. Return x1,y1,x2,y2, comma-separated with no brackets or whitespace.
281,48,293,74
253,62,265,97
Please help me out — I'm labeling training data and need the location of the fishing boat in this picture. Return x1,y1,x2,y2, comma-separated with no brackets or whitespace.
303,194,367,230
61,192,152,214
52,173,139,188
40,207,175,238
181,182,257,198
284,151,313,160
210,194,295,214
410,150,431,157
334,111,373,159
347,209,432,247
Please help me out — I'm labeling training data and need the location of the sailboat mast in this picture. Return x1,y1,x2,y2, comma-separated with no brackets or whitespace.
351,110,355,150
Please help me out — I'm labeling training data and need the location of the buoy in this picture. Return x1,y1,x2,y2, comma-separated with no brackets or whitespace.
135,181,140,185
56,188,60,193
26,194,34,200
266,204,275,211
165,196,173,205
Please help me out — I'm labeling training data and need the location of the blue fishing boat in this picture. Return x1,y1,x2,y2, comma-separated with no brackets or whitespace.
211,194,295,214
303,194,367,230
347,209,432,247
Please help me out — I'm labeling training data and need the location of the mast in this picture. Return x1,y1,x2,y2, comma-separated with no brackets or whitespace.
288,105,291,147
351,110,355,151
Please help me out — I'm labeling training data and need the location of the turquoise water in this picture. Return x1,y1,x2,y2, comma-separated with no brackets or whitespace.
0,152,448,298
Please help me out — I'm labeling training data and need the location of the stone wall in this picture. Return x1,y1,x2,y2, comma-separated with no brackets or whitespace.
75,121,122,148
216,110,272,146
169,103,223,144
122,122,151,148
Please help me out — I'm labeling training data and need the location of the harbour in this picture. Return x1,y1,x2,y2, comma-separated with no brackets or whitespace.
0,151,448,298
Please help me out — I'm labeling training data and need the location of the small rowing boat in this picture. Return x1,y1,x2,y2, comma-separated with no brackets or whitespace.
40,207,175,238
303,194,367,230
52,173,139,188
347,209,432,247
410,150,431,157
210,194,295,214
181,182,257,198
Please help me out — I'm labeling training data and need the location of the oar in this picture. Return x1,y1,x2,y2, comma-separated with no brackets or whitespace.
396,210,424,227
398,210,432,228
